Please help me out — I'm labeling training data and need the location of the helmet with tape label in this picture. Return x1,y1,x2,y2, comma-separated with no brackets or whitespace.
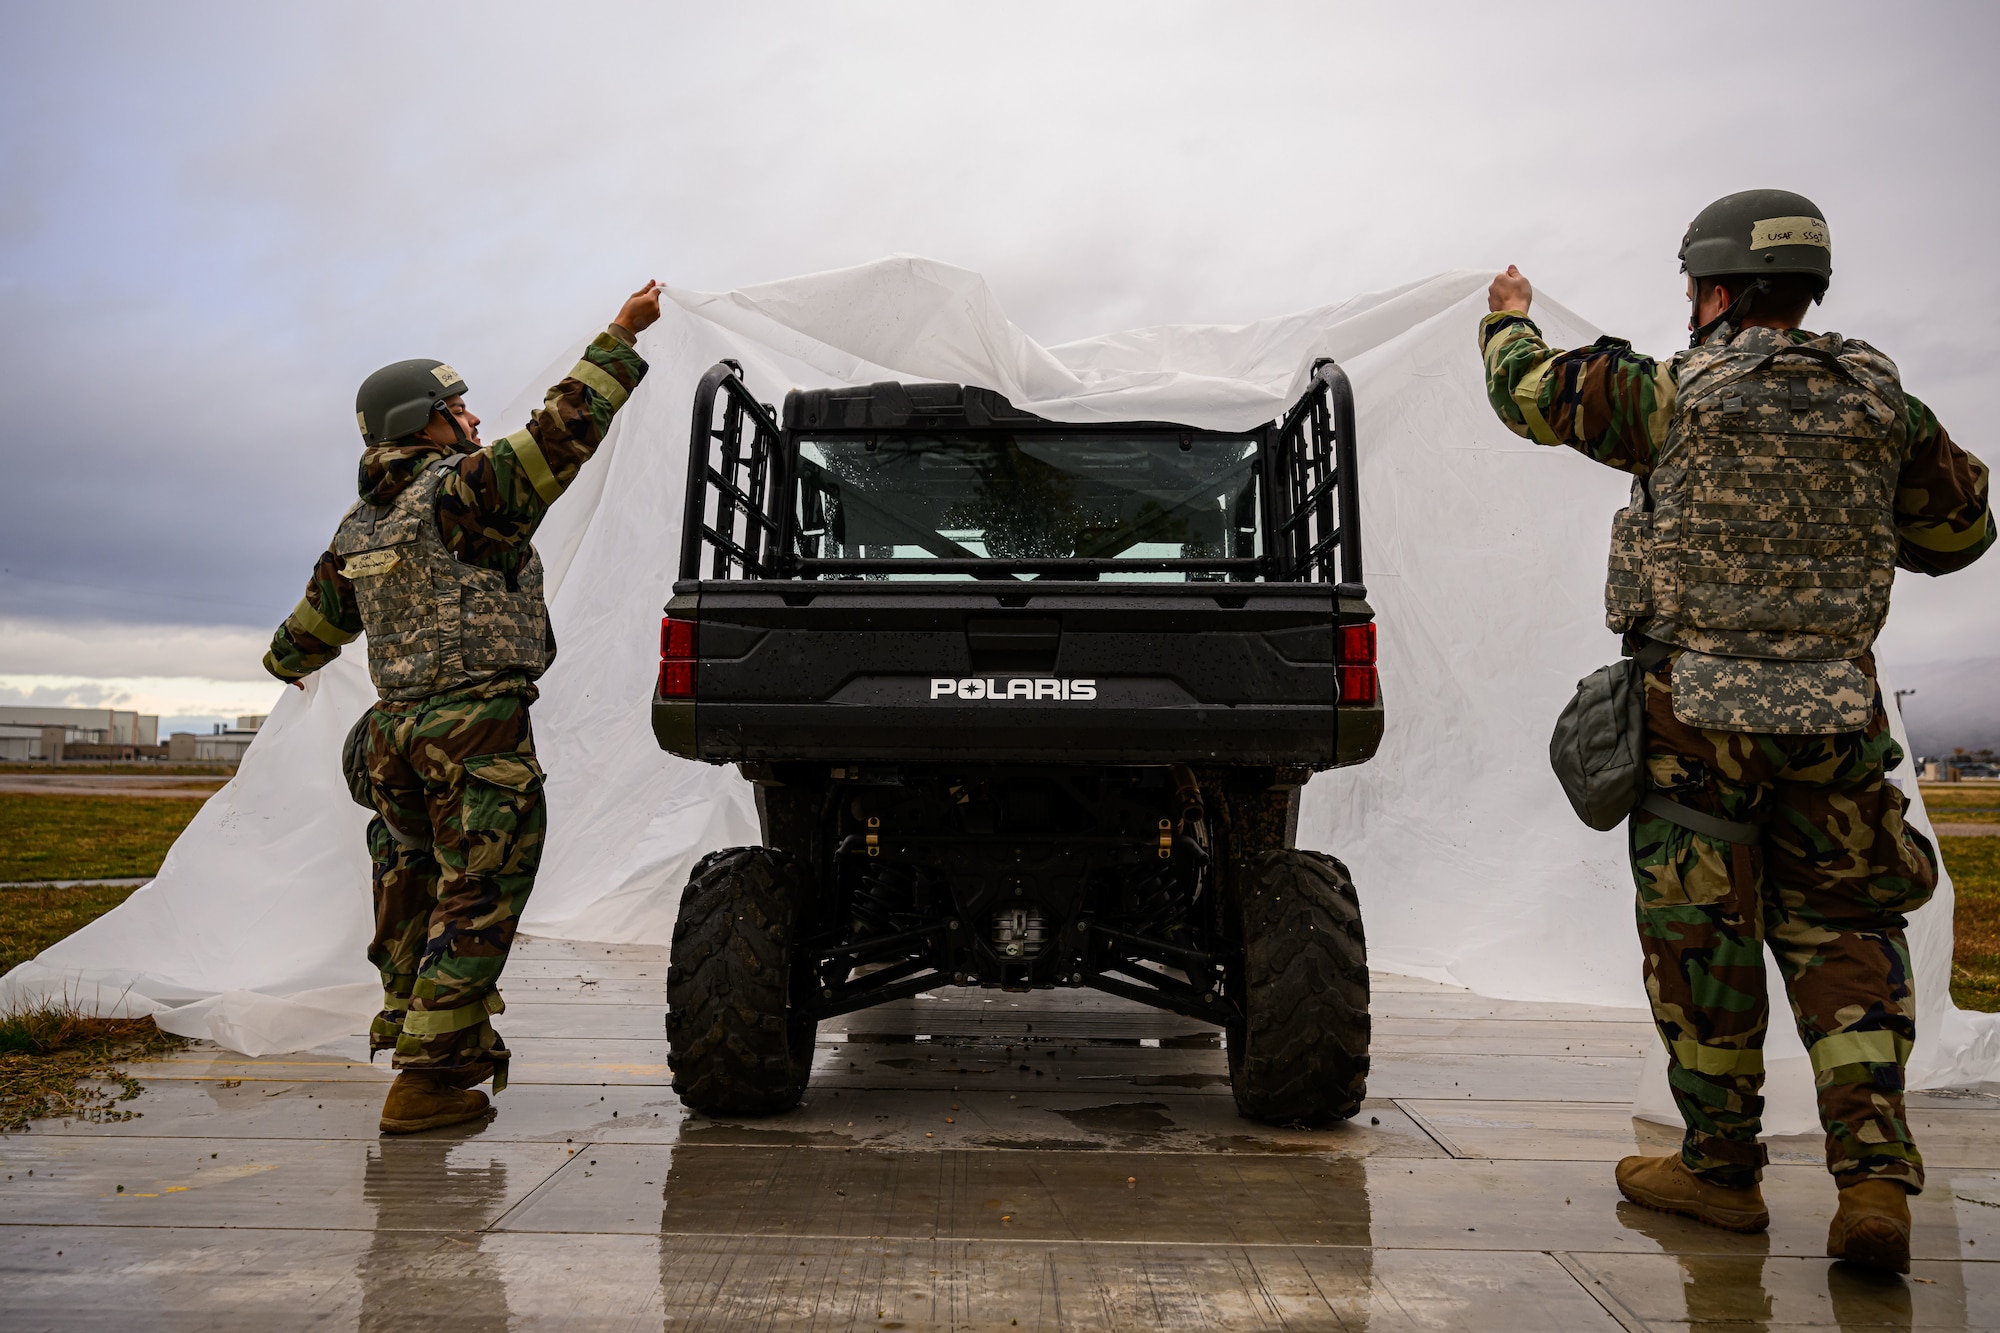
354,358,469,445
1678,188,1832,292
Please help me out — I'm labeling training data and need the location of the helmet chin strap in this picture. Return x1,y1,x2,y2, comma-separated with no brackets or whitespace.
431,403,475,453
1689,277,1772,348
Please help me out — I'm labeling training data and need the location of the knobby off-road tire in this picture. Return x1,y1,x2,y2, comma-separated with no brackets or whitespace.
667,847,816,1115
1227,849,1370,1124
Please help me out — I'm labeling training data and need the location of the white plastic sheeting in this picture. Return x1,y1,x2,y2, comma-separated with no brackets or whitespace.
6,258,1993,1118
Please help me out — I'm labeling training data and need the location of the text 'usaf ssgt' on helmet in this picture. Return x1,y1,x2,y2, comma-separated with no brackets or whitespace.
355,358,469,445
1679,189,1832,345
1679,188,1832,288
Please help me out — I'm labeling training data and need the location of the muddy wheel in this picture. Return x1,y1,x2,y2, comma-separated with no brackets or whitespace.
1225,849,1370,1124
667,847,817,1115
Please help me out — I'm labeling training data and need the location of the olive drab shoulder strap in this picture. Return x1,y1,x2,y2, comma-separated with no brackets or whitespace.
1639,791,1761,844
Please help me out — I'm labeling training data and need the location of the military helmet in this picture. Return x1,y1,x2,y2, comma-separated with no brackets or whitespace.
1678,188,1832,292
354,358,468,444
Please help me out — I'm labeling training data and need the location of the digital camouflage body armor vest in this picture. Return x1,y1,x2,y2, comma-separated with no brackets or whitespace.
1604,326,1906,734
333,459,552,701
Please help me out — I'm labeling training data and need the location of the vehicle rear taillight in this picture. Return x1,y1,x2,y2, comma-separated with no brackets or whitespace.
1337,621,1377,706
658,615,697,698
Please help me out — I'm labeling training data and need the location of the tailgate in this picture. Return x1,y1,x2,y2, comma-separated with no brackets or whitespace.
653,581,1380,768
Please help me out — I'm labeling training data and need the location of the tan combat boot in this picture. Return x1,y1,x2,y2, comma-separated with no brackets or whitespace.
1615,1154,1770,1233
378,1071,492,1134
1827,1178,1912,1274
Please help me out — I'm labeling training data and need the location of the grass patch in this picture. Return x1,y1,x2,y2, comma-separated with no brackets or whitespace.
0,877,191,1131
0,1005,187,1131
0,794,203,883
0,881,149,976
1920,783,2000,824
1946,836,2000,1013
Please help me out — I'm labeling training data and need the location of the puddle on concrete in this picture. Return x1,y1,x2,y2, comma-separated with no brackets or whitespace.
676,1124,855,1148
1126,1072,1229,1089
1196,1135,1353,1155
1049,1101,1178,1140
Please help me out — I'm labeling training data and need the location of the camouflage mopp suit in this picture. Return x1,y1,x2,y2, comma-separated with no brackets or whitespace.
1481,309,1992,1193
266,326,647,1089
1636,653,1935,1189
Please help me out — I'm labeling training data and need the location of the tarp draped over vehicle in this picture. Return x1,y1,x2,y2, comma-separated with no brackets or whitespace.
5,258,1992,1126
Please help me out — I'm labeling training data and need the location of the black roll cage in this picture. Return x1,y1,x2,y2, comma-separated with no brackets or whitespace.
679,360,1364,595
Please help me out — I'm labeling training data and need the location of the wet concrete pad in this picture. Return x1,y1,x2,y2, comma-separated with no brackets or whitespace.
1561,1248,2000,1329
1402,1099,2000,1169
639,1235,1626,1330
16,1077,1443,1157
130,1036,677,1087
1365,1051,1644,1102
0,1225,1629,1330
1372,1016,1656,1059
0,1226,666,1332
494,1149,2000,1265
11,945,2000,1325
0,1135,569,1231
678,1089,1445,1156
19,1076,685,1144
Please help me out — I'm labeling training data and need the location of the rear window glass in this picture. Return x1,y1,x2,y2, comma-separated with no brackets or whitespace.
794,432,1261,581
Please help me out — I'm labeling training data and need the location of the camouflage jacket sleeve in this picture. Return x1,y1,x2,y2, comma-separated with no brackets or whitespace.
436,326,648,569
263,548,362,681
1895,394,1994,575
1477,312,1675,475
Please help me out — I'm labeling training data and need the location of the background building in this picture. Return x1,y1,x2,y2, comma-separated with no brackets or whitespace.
0,706,159,760
165,715,263,763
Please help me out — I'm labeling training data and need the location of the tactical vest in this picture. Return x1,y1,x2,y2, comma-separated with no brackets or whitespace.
332,459,551,701
1603,326,1906,733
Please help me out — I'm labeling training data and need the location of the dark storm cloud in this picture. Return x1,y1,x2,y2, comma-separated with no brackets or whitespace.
2,1,1995,666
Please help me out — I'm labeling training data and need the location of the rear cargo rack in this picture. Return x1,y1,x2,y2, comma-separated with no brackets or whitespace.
680,358,1364,594
680,360,787,581
1272,358,1364,592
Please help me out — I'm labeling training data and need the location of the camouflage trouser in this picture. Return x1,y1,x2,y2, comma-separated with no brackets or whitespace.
1634,652,1937,1191
363,686,544,1091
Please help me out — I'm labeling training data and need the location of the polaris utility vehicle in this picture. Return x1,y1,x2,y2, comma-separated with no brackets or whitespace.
654,360,1383,1124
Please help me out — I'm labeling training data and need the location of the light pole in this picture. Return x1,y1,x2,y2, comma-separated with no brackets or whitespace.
1892,689,1921,778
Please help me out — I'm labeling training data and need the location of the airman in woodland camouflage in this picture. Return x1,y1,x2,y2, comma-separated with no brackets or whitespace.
1481,190,1992,1272
265,282,660,1133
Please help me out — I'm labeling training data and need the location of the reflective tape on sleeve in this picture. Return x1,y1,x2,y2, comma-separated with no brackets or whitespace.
1896,512,1991,554
568,358,629,411
503,429,564,505
291,595,359,646
1645,362,1677,451
1513,358,1562,447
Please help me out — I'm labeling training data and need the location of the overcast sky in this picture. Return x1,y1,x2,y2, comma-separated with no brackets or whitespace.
2,1,1994,722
